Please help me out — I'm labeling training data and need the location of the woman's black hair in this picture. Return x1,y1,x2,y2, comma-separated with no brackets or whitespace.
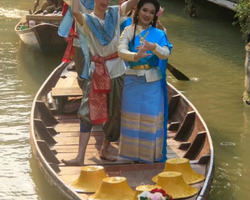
132,0,160,46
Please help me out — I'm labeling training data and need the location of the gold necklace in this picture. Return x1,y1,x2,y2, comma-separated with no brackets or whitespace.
138,28,150,44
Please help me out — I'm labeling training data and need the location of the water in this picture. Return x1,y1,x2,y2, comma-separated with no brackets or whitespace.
0,1,64,199
0,0,249,199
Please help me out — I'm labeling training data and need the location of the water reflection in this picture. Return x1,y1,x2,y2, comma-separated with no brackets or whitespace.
16,41,62,88
0,2,63,198
29,154,68,200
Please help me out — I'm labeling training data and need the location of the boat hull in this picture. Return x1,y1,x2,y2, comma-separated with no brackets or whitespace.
15,22,67,55
29,62,214,200
206,0,236,10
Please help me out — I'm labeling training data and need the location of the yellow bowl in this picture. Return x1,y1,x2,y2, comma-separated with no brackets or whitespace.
156,171,198,199
88,177,135,200
152,158,205,184
69,166,106,193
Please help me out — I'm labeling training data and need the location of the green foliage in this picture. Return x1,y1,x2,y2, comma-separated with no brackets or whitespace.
183,0,197,17
234,0,250,38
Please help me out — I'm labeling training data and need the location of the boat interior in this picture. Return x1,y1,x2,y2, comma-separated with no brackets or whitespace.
31,62,214,199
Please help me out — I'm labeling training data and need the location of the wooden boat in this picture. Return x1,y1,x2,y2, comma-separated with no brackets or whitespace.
15,14,67,55
206,0,237,10
29,61,214,200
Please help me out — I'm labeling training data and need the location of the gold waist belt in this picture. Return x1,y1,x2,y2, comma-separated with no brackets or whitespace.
132,64,151,70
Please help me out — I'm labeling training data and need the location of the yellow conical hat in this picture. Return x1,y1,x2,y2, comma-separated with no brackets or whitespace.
88,177,135,200
152,158,205,184
132,185,162,200
156,171,198,199
69,166,107,193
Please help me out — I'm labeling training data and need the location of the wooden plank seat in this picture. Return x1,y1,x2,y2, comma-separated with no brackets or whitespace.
51,87,82,97
25,14,63,28
50,69,82,113
26,14,63,22
51,86,82,113
55,65,78,88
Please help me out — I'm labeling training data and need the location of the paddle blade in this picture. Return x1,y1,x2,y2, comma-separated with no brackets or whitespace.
167,63,190,81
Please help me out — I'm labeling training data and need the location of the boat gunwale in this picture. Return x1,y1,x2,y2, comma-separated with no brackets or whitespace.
29,62,83,200
167,82,214,199
14,21,60,34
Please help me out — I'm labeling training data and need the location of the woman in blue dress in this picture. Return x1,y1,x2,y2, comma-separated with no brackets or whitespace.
118,0,172,163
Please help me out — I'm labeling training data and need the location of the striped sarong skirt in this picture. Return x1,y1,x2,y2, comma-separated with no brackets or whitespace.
118,75,165,163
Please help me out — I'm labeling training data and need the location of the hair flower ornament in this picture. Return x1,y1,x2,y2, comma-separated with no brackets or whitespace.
156,7,164,17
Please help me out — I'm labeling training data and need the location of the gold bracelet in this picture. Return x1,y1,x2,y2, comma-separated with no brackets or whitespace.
153,43,157,51
134,53,138,61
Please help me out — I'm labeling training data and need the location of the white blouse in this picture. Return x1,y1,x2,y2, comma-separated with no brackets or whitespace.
118,25,170,82
118,25,170,62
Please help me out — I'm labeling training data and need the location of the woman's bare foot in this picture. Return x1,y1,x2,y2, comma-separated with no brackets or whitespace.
61,158,84,166
99,151,117,162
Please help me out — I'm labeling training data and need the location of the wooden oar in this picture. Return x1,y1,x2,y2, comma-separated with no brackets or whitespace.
167,63,190,81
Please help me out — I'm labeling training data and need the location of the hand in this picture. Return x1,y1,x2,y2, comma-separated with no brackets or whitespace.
136,41,156,51
157,19,164,31
134,41,155,61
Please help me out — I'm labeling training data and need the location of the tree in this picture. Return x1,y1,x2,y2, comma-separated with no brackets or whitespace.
234,0,250,40
234,0,250,104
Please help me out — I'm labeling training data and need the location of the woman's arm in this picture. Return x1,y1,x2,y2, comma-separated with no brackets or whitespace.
152,44,170,60
121,0,137,17
72,0,83,25
118,27,137,61
134,40,170,61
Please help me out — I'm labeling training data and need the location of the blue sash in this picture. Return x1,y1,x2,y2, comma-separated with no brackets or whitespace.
85,6,119,46
77,26,90,79
58,0,94,37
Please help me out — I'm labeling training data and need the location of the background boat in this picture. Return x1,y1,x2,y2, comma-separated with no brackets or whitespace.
29,61,214,200
14,13,67,55
206,0,237,10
